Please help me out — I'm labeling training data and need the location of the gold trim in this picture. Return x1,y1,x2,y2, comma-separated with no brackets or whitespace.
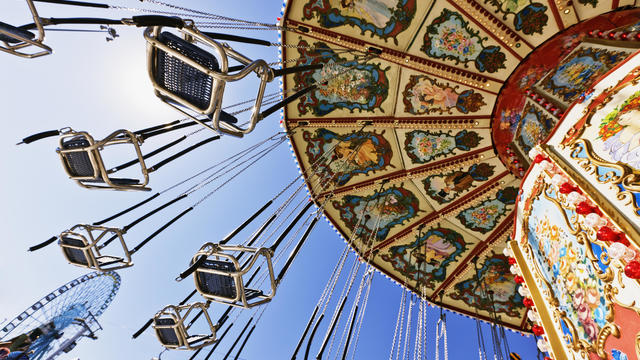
510,240,568,360
541,144,640,249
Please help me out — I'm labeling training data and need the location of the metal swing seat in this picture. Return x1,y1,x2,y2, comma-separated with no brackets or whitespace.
57,128,150,191
0,0,52,58
144,22,273,138
58,224,132,271
191,243,276,309
152,302,217,351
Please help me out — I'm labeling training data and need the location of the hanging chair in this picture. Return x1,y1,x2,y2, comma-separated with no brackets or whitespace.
20,118,221,191
0,0,51,58
58,224,132,271
190,242,276,309
152,302,217,351
144,22,320,137
56,128,150,191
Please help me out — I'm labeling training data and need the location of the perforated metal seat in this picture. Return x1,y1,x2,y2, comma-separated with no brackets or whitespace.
195,260,264,301
152,303,217,350
0,21,35,44
58,224,132,272
56,130,149,191
144,25,273,137
0,0,52,58
154,31,220,110
191,243,275,308
154,318,180,346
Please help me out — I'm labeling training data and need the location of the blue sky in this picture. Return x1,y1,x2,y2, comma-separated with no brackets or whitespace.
0,1,538,359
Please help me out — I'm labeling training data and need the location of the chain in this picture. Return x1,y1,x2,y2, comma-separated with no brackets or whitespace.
390,289,406,360
140,0,281,28
402,295,414,360
190,136,286,208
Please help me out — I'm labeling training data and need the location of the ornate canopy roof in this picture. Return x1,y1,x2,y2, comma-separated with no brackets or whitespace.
279,0,640,332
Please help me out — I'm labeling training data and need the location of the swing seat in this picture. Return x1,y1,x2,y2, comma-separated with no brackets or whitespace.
191,244,276,309
0,21,35,44
153,303,217,351
58,225,132,272
196,260,264,301
56,130,150,191
144,25,272,137
154,31,221,111
0,0,52,58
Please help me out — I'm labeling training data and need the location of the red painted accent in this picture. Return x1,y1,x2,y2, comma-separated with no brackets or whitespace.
546,0,565,31
624,260,640,278
532,325,544,336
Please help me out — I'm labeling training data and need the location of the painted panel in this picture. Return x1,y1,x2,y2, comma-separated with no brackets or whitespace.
514,162,640,359
445,250,526,326
283,35,399,119
406,0,520,80
492,9,640,175
289,126,403,190
550,50,640,227
472,0,558,47
415,153,507,211
285,0,433,51
571,0,618,25
513,99,558,155
377,220,478,291
396,128,491,170
394,66,496,117
326,181,428,249
447,176,519,238
533,42,632,108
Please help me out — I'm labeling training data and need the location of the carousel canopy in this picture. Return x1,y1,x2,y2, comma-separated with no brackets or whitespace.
279,0,640,331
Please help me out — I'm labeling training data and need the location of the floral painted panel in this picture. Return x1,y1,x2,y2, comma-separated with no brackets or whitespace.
449,252,525,316
559,62,640,220
402,74,485,114
525,190,609,344
421,8,506,73
332,184,421,242
293,40,390,116
457,187,517,234
404,129,482,164
422,163,496,204
486,0,549,35
301,0,417,44
381,227,467,289
303,128,393,187
595,89,640,170
514,102,556,154
539,46,630,104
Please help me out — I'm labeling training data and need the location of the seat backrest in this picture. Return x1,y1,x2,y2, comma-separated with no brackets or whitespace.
154,31,221,110
154,318,180,346
0,21,35,44
196,260,237,299
60,237,90,266
60,138,95,177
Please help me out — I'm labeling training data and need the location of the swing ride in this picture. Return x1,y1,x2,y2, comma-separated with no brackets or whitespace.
0,271,120,360
4,0,640,359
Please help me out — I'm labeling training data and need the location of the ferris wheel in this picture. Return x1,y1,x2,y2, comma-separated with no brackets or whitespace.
0,271,120,360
